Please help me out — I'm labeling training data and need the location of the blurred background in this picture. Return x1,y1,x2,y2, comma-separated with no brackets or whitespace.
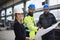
0,0,60,40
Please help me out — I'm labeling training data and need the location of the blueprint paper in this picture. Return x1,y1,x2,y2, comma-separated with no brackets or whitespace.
35,22,60,40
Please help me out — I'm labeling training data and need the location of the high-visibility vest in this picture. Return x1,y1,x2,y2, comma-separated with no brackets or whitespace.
24,16,38,39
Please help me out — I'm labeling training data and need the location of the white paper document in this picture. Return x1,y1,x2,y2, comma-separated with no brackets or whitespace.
35,22,60,40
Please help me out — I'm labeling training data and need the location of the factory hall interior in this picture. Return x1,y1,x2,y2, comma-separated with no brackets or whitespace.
0,0,60,40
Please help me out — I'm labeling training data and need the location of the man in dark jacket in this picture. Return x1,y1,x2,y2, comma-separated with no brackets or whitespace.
37,4,57,40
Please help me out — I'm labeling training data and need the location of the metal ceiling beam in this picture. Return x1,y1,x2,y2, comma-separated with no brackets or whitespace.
0,0,10,6
35,4,60,12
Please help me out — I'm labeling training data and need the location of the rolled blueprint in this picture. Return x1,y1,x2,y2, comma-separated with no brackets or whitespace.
35,22,60,40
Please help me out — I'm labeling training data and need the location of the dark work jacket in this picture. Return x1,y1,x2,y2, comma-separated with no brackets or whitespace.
37,12,57,29
13,20,26,40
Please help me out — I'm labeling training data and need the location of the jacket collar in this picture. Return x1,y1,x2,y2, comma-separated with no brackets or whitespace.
44,12,49,16
27,12,33,17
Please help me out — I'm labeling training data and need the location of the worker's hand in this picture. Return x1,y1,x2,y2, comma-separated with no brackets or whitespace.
41,27,44,29
26,37,33,40
20,17,23,23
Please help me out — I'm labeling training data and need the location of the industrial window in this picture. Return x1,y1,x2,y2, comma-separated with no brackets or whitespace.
26,0,45,11
1,10,5,16
1,17,5,20
50,9,60,20
6,7,12,15
7,16,12,21
49,0,60,6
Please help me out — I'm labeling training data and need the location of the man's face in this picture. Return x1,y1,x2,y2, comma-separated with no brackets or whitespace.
28,8,34,14
44,9,49,13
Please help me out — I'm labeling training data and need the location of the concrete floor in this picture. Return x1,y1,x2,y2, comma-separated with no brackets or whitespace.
0,27,60,40
0,30,15,40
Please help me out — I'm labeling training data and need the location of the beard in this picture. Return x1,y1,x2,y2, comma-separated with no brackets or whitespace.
28,12,33,16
